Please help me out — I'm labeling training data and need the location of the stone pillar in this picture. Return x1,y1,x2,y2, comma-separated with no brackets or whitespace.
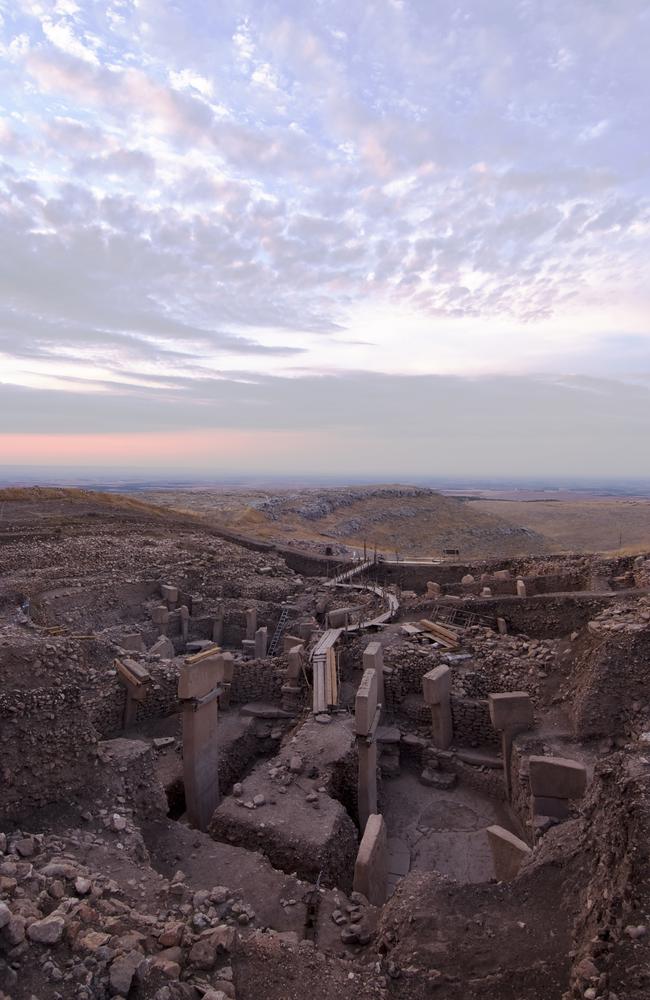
245,608,257,640
486,825,531,880
528,755,587,832
516,578,527,597
363,641,384,711
179,605,190,645
426,581,441,598
151,605,169,634
355,668,379,833
283,634,303,654
217,652,234,711
212,604,224,645
488,692,534,798
497,617,508,635
422,665,452,749
254,626,268,659
160,584,178,607
115,658,151,731
353,813,387,905
286,644,304,681
178,653,221,831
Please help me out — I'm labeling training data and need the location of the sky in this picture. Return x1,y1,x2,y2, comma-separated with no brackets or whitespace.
1,0,650,477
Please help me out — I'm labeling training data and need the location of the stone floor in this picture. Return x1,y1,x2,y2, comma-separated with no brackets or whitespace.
382,765,517,890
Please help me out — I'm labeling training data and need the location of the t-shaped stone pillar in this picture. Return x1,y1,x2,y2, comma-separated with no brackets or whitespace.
422,665,452,749
355,668,379,833
363,641,385,710
488,692,534,799
179,605,190,645
528,755,587,834
115,657,151,730
178,651,222,831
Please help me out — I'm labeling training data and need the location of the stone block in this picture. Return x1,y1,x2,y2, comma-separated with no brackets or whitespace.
353,814,387,906
328,607,354,628
486,825,531,880
422,664,451,705
161,584,178,603
488,692,533,733
528,756,587,800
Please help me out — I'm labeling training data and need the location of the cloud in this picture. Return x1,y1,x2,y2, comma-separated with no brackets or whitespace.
0,0,649,475
2,372,650,477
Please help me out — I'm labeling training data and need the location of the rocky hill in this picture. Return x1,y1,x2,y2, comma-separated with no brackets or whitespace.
140,484,551,559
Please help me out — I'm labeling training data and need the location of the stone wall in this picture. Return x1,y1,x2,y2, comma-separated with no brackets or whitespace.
567,754,650,1000
230,659,286,705
86,660,180,738
459,593,624,638
383,647,442,714
451,696,500,748
0,684,101,821
570,623,650,740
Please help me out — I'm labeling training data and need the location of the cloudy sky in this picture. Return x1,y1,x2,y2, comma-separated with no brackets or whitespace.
1,0,649,477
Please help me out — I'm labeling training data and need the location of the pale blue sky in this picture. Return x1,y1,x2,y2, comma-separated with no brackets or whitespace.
1,1,649,473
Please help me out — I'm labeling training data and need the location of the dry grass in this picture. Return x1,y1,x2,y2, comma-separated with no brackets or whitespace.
469,498,650,554
0,486,167,516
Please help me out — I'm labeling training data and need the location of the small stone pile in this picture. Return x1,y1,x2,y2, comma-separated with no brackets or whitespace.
0,829,247,1000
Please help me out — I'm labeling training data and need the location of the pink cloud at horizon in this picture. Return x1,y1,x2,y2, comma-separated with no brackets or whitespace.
0,428,324,468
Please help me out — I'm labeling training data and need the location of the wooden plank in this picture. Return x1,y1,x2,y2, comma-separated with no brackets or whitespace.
185,644,222,665
417,620,460,649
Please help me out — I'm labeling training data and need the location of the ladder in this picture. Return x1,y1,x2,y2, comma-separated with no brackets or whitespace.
268,608,290,656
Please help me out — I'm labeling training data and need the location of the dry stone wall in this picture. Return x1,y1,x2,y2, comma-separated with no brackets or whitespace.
0,684,101,820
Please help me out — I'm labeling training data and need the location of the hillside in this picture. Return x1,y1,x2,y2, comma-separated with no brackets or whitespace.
138,484,552,559
468,497,650,554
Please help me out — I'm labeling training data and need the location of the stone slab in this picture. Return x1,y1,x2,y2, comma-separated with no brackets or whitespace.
353,813,387,906
528,756,587,799
486,825,531,881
